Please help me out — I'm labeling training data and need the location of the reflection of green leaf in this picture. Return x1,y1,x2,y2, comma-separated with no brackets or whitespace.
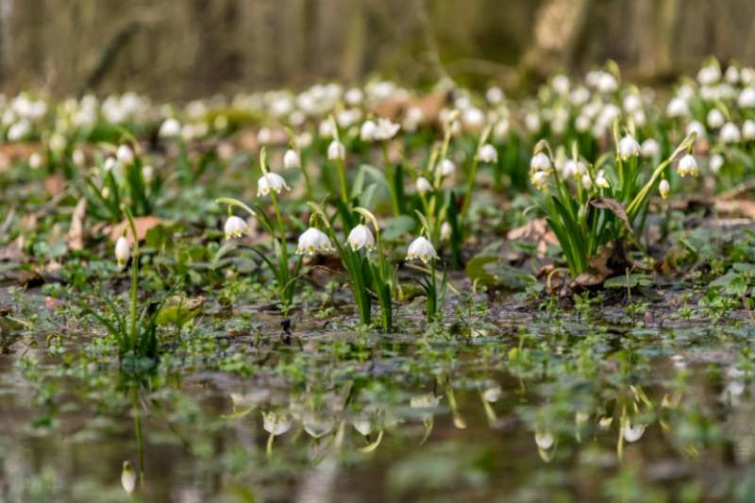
155,296,203,327
221,406,256,420
466,255,538,291
710,272,748,296
604,274,653,289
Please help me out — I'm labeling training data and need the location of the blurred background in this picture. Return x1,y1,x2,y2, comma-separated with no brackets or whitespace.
2,0,755,100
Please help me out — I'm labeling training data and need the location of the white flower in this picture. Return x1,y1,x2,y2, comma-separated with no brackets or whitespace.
622,421,646,443
532,170,551,189
224,216,249,239
415,176,432,195
142,165,153,182
595,170,610,188
486,86,504,104
659,179,670,199
257,172,290,196
478,144,498,163
347,224,375,251
159,118,181,138
562,159,585,178
618,135,640,160
360,120,378,141
530,152,551,171
677,154,698,177
438,158,456,177
115,236,131,267
318,120,335,138
524,112,540,133
598,73,618,93
720,122,741,144
406,236,437,263
283,149,300,169
116,144,134,165
622,94,642,113
296,228,334,256
463,108,485,131
666,97,689,118
738,87,755,108
327,140,345,161
706,109,725,129
686,121,706,139
743,120,755,141
709,154,724,174
28,152,43,170
121,461,136,495
725,66,740,84
403,107,424,132
493,118,510,139
552,75,570,95
581,173,593,189
641,139,660,158
344,88,364,106
697,64,721,86
575,115,591,132
535,430,555,450
257,127,272,145
440,221,452,241
374,118,400,141
72,149,86,168
262,411,292,436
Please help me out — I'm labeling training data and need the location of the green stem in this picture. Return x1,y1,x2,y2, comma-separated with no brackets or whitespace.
381,142,400,216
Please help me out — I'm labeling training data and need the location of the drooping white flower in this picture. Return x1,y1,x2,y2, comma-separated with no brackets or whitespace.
257,172,290,196
581,173,593,189
415,176,432,195
666,97,689,118
742,120,755,141
597,72,618,93
709,154,724,174
283,149,300,170
116,144,134,165
562,159,585,178
530,152,551,172
622,94,642,114
296,227,334,256
360,120,378,142
478,144,498,163
725,65,740,84
676,154,699,177
158,118,181,138
374,118,401,141
738,87,755,108
524,112,541,133
347,224,375,251
697,64,721,86
28,152,43,170
403,107,424,132
641,139,660,158
224,216,249,239
438,158,456,177
121,461,136,495
344,88,364,106
686,120,706,139
720,122,741,144
706,109,725,129
72,149,86,168
482,387,502,403
440,221,452,241
463,108,485,132
406,236,437,263
618,135,641,160
595,170,610,188
552,75,570,95
659,179,670,199
327,140,345,161
115,236,131,267
486,86,504,104
531,170,551,189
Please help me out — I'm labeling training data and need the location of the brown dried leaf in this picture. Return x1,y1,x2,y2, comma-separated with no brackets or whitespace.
108,216,163,243
713,199,755,220
590,198,633,235
507,218,558,257
44,174,66,197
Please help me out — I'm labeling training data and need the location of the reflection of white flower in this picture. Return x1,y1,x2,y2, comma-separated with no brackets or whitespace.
622,421,646,442
353,418,372,437
535,430,555,450
303,414,334,439
482,387,502,403
410,394,441,409
262,411,292,436
121,461,136,495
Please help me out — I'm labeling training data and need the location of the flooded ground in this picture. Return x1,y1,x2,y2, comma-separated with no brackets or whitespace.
1,288,753,503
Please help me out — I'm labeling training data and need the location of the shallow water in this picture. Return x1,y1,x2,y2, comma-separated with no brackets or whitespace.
1,297,754,503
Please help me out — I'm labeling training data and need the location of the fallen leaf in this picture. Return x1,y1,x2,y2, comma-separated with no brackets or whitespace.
44,174,66,196
507,218,558,256
713,199,755,219
68,198,87,251
108,216,163,243
590,198,633,235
